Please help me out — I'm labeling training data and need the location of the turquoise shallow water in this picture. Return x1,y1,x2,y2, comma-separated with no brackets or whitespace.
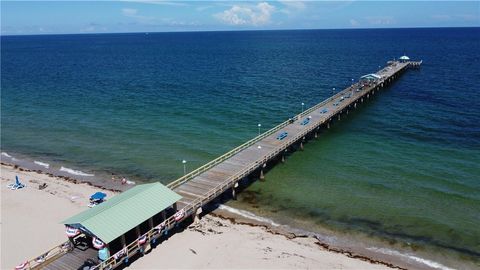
1,28,479,268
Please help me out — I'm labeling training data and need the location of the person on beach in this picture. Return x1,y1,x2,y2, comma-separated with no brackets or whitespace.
121,177,127,185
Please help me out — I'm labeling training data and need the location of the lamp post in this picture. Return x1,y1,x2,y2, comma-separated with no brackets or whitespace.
332,87,336,95
182,160,187,175
258,123,261,136
301,102,305,114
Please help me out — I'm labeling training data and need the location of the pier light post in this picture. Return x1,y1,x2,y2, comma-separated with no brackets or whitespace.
332,87,335,95
301,102,305,114
182,160,187,175
258,123,261,136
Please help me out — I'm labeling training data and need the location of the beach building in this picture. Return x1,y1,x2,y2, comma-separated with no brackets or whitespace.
56,182,181,268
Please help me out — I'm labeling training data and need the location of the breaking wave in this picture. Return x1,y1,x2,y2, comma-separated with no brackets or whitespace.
60,166,94,177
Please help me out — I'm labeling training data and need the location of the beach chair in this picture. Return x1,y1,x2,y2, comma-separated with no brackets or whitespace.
88,192,107,208
7,176,26,190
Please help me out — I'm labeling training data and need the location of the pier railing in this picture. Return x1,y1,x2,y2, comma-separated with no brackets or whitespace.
167,83,356,190
22,241,72,269
89,77,378,269
26,60,417,270
95,121,319,270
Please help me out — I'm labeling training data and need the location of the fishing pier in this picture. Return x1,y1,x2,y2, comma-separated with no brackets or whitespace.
20,57,421,270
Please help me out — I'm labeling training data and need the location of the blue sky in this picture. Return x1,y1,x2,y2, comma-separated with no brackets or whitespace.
1,1,479,35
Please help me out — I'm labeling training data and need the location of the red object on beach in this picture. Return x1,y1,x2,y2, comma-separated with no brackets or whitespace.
65,226,80,238
137,235,147,246
92,237,105,249
174,209,185,221
155,220,166,230
15,261,30,270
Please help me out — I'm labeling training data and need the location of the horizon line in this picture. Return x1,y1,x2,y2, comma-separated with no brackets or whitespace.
2,26,479,37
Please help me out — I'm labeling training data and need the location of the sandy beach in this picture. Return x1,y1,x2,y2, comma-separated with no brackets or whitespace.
1,163,393,269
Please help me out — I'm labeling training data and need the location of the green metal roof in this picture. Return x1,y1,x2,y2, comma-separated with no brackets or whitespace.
62,182,181,243
360,73,381,80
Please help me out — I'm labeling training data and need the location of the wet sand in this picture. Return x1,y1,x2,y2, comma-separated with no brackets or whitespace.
1,163,395,269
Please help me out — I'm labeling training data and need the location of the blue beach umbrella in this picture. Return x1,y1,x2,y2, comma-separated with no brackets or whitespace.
90,192,107,200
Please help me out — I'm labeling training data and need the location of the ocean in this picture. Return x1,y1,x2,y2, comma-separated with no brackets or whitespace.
1,28,479,269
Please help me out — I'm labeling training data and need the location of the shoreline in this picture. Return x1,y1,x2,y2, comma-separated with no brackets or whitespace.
1,163,392,270
0,162,470,270
208,211,407,270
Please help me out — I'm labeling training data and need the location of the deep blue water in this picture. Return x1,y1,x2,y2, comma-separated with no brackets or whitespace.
2,28,480,268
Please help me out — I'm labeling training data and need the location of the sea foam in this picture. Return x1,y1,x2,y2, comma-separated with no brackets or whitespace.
218,204,280,227
34,160,50,168
367,247,456,270
60,166,94,177
1,152,12,158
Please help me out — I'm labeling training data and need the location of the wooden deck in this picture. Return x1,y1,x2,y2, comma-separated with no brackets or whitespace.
28,60,421,270
172,61,413,210
44,246,97,270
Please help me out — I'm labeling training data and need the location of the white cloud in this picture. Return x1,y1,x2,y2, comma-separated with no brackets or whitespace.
122,8,138,17
215,2,276,26
365,16,395,25
349,19,359,27
278,0,306,10
196,5,213,12
121,8,154,23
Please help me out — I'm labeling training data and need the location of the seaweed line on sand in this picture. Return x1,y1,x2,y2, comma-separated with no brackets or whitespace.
3,162,405,269
1,162,122,193
210,212,407,270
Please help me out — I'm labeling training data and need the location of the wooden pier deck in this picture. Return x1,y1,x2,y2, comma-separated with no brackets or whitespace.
28,60,421,270
45,247,97,270
169,60,414,214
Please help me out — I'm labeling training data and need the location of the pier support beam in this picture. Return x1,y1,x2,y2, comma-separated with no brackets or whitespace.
232,182,238,200
354,102,357,108
300,141,304,150
194,207,203,223
327,121,330,129
260,163,266,180
281,154,285,163
337,114,341,121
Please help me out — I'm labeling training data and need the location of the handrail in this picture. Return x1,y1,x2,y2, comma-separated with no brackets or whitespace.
26,240,72,269
27,60,413,270
95,126,310,270
167,82,358,190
